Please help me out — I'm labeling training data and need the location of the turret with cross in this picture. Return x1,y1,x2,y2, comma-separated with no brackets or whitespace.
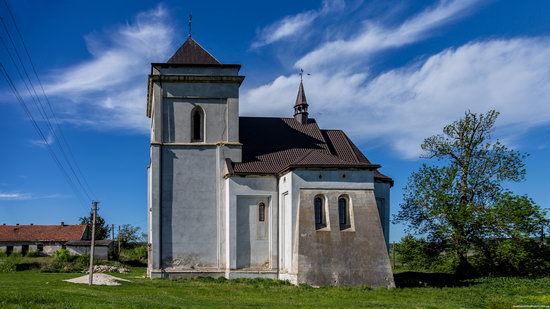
294,69,310,124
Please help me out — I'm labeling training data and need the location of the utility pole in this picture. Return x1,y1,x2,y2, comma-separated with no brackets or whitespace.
392,241,396,270
88,201,98,285
111,224,115,241
118,225,121,255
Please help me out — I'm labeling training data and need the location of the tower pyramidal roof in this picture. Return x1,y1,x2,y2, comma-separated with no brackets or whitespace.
294,80,308,107
167,37,221,65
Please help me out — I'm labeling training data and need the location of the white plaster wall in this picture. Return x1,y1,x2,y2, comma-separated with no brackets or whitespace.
226,176,278,270
374,181,391,249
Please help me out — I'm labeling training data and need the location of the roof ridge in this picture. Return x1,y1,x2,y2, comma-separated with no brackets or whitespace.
189,37,221,63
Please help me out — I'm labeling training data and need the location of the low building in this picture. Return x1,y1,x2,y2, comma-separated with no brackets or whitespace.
66,240,113,260
0,223,112,259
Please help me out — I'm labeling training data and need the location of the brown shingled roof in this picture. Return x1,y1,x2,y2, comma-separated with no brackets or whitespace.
167,37,221,65
230,117,392,185
0,224,87,242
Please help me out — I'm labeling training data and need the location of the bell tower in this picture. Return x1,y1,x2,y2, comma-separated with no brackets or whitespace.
294,80,309,124
146,32,245,278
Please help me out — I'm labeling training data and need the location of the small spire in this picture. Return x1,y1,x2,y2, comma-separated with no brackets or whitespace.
294,75,309,124
188,14,192,38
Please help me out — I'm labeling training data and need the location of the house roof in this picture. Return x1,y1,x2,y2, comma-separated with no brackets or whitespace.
0,224,87,242
228,117,393,185
167,37,221,65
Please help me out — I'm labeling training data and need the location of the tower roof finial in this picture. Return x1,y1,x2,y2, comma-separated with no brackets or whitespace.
299,68,310,83
188,13,192,38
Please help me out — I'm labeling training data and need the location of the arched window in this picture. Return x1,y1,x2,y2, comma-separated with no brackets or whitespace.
191,107,204,142
258,202,266,222
338,196,350,229
314,196,325,230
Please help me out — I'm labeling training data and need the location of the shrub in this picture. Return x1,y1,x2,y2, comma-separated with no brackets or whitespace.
41,249,89,273
119,245,147,266
25,251,40,257
0,258,16,273
472,238,550,276
53,248,70,263
395,235,455,273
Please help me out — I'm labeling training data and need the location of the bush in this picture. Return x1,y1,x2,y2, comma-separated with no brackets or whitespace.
0,258,16,273
472,238,550,276
395,235,455,273
25,251,40,257
119,245,147,266
53,248,70,263
41,249,89,273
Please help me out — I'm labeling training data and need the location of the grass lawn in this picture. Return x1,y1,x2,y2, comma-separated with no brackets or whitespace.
0,269,548,308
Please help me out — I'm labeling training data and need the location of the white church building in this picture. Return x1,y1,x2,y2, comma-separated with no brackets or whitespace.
147,34,394,287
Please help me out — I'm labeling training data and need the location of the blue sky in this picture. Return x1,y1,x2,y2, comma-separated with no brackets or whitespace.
0,0,549,242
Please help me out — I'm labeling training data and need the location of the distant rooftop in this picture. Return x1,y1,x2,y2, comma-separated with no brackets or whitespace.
0,224,87,242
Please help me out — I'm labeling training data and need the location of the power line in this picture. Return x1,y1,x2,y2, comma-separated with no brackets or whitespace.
0,0,98,205
0,63,88,207
2,0,96,199
0,18,93,202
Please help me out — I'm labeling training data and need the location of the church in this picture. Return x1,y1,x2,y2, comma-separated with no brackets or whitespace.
146,34,394,287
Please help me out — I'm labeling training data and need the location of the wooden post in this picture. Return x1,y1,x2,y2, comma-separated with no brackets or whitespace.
118,225,121,255
392,241,396,270
88,201,98,285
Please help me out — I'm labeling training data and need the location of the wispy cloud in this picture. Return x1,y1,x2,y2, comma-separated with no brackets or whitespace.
0,191,70,201
30,130,55,147
251,0,345,49
243,37,550,159
0,192,31,200
295,0,479,70
43,5,176,132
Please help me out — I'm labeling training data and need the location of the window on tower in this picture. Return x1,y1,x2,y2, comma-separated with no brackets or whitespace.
191,106,204,142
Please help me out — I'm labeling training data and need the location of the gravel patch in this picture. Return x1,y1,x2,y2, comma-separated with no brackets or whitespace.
64,273,131,286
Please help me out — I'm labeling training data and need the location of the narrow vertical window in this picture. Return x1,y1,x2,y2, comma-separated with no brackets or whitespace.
259,202,266,222
191,107,204,142
314,196,324,229
339,197,350,230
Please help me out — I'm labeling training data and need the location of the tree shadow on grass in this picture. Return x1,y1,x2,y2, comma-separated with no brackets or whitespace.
394,272,480,288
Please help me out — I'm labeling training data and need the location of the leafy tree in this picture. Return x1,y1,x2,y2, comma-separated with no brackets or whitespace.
79,213,111,240
394,110,548,275
118,224,143,247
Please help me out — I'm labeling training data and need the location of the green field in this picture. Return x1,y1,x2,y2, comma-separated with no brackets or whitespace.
0,269,548,308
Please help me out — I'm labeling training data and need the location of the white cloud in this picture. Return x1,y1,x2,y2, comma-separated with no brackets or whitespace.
0,192,31,200
251,0,345,49
295,0,479,70
242,38,550,159
30,130,55,147
43,5,175,133
0,191,69,201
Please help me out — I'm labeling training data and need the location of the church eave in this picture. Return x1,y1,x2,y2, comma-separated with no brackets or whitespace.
151,63,241,69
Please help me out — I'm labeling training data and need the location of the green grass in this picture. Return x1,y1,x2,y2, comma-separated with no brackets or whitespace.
0,269,548,308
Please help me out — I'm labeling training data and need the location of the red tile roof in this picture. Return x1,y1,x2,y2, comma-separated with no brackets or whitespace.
167,37,221,65
0,224,87,242
229,117,393,185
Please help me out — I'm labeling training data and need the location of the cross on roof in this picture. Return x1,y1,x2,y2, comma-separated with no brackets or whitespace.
299,69,310,82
